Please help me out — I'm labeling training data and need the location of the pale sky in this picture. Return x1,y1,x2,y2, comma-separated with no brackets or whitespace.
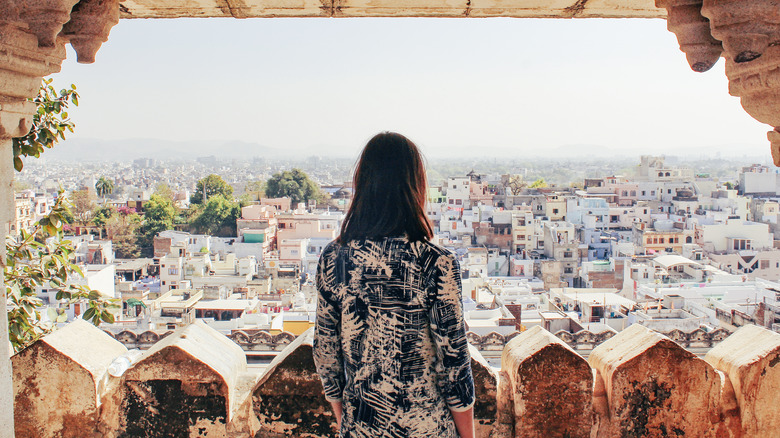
52,17,771,158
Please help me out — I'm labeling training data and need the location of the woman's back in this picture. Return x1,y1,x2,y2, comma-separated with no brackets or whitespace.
313,237,474,438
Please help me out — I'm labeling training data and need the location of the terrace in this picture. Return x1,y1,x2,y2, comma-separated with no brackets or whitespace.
3,0,780,436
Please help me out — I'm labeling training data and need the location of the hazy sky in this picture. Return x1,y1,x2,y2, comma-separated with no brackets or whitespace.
52,17,771,158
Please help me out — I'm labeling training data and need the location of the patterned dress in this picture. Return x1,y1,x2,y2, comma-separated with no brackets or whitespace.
313,237,475,438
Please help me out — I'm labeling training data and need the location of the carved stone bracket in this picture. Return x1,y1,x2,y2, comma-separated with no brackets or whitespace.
656,0,722,72
657,0,780,164
61,0,120,64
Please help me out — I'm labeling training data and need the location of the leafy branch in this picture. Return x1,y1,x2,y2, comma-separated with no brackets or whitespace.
12,78,78,172
5,193,119,353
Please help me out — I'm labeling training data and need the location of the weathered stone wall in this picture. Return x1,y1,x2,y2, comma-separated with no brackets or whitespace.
12,320,780,437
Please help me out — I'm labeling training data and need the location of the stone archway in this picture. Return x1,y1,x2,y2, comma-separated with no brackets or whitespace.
1,1,780,435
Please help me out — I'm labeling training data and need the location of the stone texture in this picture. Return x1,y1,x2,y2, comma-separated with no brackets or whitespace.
656,0,722,72
701,0,780,64
113,0,666,18
588,324,722,438
11,319,128,438
501,325,593,438
19,0,80,47
469,344,498,437
251,328,336,438
705,324,780,437
122,320,257,438
61,0,121,63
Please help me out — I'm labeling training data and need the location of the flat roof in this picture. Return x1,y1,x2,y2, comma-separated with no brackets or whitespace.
653,255,701,269
194,299,259,311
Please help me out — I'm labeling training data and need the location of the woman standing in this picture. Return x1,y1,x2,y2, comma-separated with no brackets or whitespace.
313,132,475,438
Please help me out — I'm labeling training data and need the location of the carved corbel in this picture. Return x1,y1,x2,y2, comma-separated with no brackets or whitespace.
701,0,780,63
656,0,723,72
18,0,80,47
61,0,120,64
699,0,780,165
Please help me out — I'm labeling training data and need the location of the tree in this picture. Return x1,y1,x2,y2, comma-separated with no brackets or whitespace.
95,176,115,199
69,189,96,225
190,195,242,237
12,78,78,171
529,178,548,189
243,180,266,202
6,193,118,353
507,175,527,195
138,194,176,250
154,183,175,204
190,174,233,205
92,205,115,238
106,213,142,258
265,168,323,205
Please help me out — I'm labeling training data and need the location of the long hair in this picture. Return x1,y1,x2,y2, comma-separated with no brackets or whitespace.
339,132,433,243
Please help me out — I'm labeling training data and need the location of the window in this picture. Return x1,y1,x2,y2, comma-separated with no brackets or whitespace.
668,189,672,194
456,199,462,205
674,237,679,243
622,191,628,196
564,251,573,258
168,268,178,275
760,260,770,269
449,199,454,204
660,238,665,244
643,272,649,279
631,191,636,196
162,281,166,285
564,267,573,274
641,191,646,196
647,238,652,244
553,208,559,214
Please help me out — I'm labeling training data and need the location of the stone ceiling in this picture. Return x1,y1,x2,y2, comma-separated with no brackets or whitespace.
117,0,666,18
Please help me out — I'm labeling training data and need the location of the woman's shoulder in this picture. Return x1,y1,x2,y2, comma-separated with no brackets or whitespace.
413,239,457,264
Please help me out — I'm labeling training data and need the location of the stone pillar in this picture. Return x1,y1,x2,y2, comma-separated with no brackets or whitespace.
0,4,119,434
705,324,780,437
588,324,724,437
500,325,593,438
0,139,14,438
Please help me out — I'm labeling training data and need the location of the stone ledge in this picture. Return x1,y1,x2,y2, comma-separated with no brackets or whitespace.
11,321,780,437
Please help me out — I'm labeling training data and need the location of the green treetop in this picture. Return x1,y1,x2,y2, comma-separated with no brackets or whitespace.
265,168,323,205
190,174,233,205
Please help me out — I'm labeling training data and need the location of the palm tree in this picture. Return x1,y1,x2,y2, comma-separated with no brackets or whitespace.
95,176,114,199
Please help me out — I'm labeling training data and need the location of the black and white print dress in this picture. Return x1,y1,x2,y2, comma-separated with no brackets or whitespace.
313,237,475,438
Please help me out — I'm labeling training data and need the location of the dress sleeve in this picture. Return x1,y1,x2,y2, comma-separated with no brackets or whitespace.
313,249,345,403
428,253,475,412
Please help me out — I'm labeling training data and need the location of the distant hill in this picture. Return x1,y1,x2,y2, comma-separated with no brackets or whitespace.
43,137,768,162
42,138,315,161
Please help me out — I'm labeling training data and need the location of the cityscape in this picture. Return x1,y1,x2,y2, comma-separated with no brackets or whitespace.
5,2,780,436
11,153,780,367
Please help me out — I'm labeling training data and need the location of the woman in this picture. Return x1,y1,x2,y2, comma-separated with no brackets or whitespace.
313,132,475,438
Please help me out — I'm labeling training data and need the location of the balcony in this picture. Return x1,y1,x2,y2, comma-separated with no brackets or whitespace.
10,319,780,437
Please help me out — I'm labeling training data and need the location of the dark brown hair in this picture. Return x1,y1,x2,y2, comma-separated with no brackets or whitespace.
339,132,433,243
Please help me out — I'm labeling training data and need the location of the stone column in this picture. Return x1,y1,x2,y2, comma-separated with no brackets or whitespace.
0,138,13,438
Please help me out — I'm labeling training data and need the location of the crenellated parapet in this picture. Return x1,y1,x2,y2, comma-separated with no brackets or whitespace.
11,320,780,437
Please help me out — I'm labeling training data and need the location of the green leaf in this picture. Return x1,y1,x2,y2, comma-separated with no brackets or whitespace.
100,311,114,324
56,313,68,323
82,307,96,321
47,307,57,322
